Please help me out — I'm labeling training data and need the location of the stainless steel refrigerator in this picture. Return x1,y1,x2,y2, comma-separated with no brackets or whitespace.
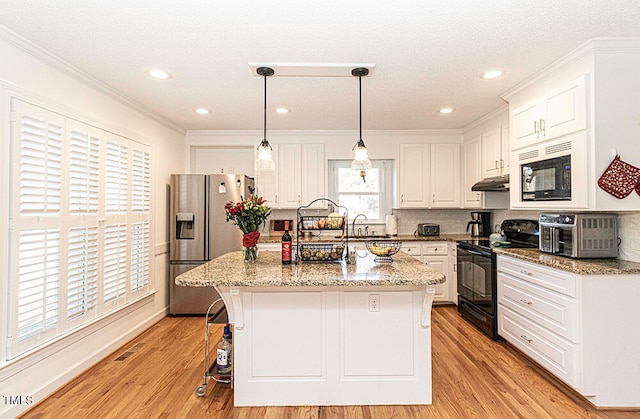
169,174,255,315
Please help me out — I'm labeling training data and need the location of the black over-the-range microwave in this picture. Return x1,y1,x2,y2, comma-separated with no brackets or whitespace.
521,154,572,201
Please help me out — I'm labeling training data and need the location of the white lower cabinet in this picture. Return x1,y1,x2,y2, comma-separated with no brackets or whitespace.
402,241,454,304
497,255,640,408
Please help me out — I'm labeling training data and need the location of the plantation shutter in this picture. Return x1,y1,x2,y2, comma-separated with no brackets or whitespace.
8,98,154,359
9,100,65,357
66,226,99,324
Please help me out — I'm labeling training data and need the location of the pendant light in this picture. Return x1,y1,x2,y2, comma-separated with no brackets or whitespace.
255,66,276,171
351,67,372,182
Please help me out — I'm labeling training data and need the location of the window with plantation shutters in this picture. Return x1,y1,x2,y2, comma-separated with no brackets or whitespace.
7,98,153,359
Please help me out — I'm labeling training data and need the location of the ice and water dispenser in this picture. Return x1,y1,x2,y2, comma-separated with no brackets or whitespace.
175,212,195,240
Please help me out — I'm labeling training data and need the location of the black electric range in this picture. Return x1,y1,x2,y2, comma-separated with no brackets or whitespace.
456,219,539,340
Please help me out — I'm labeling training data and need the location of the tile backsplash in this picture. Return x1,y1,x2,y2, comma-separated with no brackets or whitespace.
265,209,640,262
617,212,640,262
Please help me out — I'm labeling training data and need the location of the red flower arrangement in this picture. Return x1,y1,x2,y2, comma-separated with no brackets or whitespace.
224,195,271,262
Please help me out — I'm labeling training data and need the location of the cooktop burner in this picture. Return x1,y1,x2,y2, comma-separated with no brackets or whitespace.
459,219,540,251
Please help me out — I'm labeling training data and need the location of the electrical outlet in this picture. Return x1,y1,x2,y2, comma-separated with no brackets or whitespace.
369,294,379,312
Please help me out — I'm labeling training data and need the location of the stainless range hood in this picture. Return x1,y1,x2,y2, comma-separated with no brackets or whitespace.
471,175,510,192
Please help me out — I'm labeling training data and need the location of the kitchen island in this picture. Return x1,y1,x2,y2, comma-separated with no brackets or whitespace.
176,250,445,406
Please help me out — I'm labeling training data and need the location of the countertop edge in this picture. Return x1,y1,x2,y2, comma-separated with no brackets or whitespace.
494,248,640,275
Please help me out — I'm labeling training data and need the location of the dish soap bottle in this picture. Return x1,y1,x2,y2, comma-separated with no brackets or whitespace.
216,325,232,375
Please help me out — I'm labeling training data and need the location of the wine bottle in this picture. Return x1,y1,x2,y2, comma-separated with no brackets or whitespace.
282,221,292,264
216,325,232,375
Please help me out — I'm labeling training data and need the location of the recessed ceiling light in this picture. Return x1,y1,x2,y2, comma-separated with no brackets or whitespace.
275,108,290,114
439,107,455,114
481,70,503,80
195,108,211,115
148,69,172,80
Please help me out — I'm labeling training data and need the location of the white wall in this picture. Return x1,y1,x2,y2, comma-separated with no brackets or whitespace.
0,31,185,417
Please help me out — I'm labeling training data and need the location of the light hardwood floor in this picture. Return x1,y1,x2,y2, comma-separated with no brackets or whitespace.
19,306,640,418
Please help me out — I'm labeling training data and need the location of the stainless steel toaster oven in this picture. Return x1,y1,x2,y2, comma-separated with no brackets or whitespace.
417,223,440,236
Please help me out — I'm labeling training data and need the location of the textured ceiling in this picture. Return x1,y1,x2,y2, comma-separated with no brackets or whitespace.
1,0,640,132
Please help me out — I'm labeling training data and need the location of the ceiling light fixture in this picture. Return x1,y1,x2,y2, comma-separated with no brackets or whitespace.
351,67,372,183
195,108,211,115
439,107,455,114
255,67,276,172
481,70,503,80
148,69,172,80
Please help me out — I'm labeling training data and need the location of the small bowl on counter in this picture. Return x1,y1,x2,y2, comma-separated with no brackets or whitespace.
365,240,402,263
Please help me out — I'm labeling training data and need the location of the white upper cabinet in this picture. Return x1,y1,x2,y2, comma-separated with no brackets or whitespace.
504,39,640,211
276,143,326,209
300,143,326,208
277,143,303,208
399,144,430,208
462,136,482,208
430,143,461,208
510,75,587,151
255,143,326,209
481,126,509,178
399,143,460,209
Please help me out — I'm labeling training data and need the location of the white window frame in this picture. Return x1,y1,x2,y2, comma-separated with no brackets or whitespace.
6,98,153,359
328,159,393,224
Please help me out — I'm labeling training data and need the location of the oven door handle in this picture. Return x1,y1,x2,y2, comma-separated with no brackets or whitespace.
462,248,492,258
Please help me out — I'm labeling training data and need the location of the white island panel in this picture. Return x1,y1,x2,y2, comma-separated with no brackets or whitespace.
176,251,445,407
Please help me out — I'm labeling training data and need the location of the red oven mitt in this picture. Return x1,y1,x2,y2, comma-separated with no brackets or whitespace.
597,155,640,199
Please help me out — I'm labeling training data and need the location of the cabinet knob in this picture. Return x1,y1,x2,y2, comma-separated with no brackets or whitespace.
520,270,532,276
401,194,404,203
539,118,546,135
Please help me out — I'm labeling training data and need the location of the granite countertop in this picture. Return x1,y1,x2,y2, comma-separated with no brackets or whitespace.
176,250,446,287
259,233,477,244
494,248,640,275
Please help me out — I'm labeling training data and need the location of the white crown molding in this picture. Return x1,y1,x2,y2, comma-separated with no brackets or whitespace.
0,24,185,135
501,37,640,100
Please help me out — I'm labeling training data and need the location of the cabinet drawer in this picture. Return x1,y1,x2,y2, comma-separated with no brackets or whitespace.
401,243,422,260
497,256,576,298
421,242,448,256
498,305,577,389
498,273,578,342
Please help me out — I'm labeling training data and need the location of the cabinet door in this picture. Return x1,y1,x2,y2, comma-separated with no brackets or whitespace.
255,144,279,208
543,75,587,140
424,255,449,303
300,144,326,208
462,137,482,208
399,144,430,208
481,127,502,178
500,125,510,175
430,143,460,208
511,101,542,150
277,144,302,208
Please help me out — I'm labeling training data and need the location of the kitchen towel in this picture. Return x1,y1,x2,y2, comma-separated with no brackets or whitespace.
597,155,640,199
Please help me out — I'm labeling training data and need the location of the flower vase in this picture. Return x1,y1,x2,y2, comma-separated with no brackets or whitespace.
243,245,258,263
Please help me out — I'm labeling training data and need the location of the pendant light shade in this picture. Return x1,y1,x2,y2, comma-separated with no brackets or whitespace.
351,67,372,181
255,67,276,171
